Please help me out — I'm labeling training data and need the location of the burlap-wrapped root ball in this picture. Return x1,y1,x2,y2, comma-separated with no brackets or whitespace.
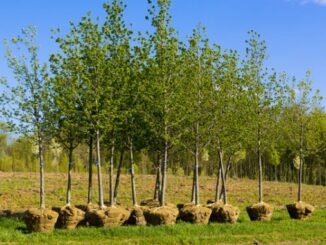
143,206,179,225
124,207,147,226
54,205,85,229
206,201,223,222
179,204,212,224
24,208,59,232
286,202,315,220
86,206,130,227
246,202,273,221
210,204,240,224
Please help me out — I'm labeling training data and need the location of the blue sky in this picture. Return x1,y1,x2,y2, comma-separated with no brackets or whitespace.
0,0,325,107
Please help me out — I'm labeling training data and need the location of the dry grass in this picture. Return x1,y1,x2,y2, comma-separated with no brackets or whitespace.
0,172,325,211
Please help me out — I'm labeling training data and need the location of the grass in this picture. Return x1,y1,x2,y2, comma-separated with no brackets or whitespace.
0,209,326,244
0,172,326,244
0,172,325,210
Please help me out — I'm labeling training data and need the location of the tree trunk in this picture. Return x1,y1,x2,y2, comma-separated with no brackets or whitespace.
191,161,196,203
109,143,115,206
224,157,232,180
114,149,124,203
258,126,263,203
129,138,137,206
298,113,305,202
193,142,200,205
154,152,161,200
96,129,104,208
214,164,221,202
87,136,93,204
66,146,73,206
218,148,227,205
39,140,45,209
160,136,168,207
219,157,231,200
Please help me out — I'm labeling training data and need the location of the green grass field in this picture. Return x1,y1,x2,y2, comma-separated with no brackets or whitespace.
0,172,325,244
1,209,326,244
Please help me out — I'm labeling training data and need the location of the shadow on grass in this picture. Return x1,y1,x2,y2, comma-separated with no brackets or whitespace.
16,226,29,234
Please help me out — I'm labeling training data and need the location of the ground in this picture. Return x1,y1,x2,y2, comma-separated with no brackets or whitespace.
0,172,325,244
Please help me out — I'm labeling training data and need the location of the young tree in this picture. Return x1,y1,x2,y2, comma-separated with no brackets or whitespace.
102,0,139,207
145,0,182,206
243,31,283,205
285,71,322,202
49,37,85,206
60,13,109,209
210,47,245,205
1,26,51,209
180,27,215,205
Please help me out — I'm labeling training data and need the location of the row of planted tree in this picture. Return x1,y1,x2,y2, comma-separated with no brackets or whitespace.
0,0,324,232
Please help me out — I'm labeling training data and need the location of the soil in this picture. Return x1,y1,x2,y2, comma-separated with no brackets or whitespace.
246,202,273,221
179,204,212,224
143,206,179,225
23,208,59,232
286,201,315,220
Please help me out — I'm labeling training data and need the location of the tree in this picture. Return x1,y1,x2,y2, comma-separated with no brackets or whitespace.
49,32,85,206
180,27,215,205
60,13,109,209
210,47,245,205
145,0,182,206
101,0,139,207
243,30,284,204
1,26,51,208
284,71,322,202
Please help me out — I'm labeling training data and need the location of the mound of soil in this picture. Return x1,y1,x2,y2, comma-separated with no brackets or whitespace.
211,204,240,223
208,202,223,222
140,199,160,208
246,202,273,221
143,206,179,225
206,201,223,209
24,208,59,232
179,204,212,224
286,202,315,220
54,206,85,229
124,207,146,226
86,206,130,227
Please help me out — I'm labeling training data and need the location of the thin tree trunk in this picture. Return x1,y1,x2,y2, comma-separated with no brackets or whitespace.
129,138,137,206
298,119,304,202
191,161,196,203
154,152,161,200
87,136,93,204
258,126,263,204
109,143,115,206
160,135,168,207
219,157,231,200
218,148,227,205
39,140,45,209
194,142,199,205
214,164,221,202
66,146,73,206
114,149,124,203
225,157,232,180
96,129,104,208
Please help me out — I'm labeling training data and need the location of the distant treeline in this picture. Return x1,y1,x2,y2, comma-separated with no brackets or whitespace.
0,126,325,186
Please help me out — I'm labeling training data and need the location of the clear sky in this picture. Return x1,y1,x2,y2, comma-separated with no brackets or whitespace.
0,0,325,107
